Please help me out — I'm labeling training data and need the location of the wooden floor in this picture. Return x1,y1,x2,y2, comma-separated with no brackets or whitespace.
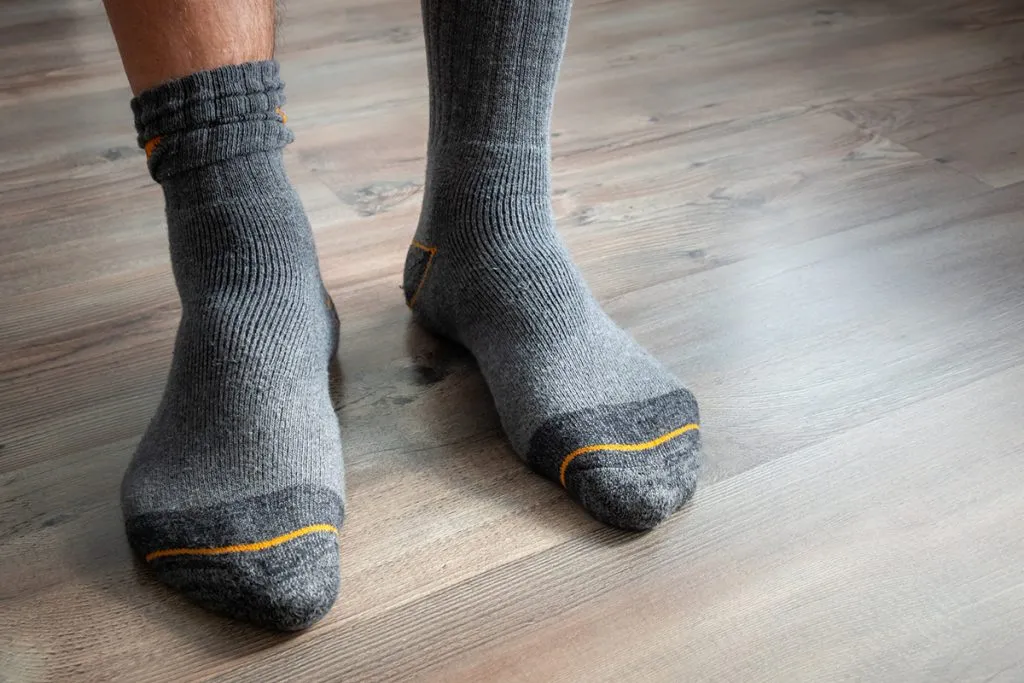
3,0,1024,680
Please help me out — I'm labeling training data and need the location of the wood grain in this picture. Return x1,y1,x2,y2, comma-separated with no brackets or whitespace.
2,0,1024,680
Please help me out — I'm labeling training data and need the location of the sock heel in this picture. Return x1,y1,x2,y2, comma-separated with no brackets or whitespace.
403,241,437,306
323,287,341,360
404,240,451,337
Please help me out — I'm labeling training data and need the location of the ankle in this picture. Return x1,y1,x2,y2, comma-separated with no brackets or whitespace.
425,142,551,202
161,150,296,211
132,61,292,184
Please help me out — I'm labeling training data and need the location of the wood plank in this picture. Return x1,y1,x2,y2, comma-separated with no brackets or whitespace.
834,62,1024,188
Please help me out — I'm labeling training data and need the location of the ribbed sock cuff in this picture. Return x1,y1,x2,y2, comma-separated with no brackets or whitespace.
131,60,294,182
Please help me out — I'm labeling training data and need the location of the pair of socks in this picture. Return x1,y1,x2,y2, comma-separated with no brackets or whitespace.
122,0,700,631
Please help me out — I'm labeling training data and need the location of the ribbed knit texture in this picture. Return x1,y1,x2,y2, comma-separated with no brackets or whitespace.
406,0,701,529
122,62,344,630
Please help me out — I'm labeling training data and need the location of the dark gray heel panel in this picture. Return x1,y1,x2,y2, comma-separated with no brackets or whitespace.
404,242,436,307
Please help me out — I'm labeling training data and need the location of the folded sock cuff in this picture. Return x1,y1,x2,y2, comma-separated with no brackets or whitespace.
131,60,294,181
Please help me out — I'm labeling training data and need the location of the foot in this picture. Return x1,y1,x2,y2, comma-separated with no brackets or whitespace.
122,63,345,630
404,147,701,531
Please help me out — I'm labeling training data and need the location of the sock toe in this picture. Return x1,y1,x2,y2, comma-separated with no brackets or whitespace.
526,389,701,530
569,442,700,530
150,534,340,631
124,486,344,630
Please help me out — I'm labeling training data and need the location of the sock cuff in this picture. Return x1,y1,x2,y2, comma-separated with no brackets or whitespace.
131,60,294,182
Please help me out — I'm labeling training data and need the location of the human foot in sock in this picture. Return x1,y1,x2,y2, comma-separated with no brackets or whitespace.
407,0,700,531
121,63,344,630
405,160,700,531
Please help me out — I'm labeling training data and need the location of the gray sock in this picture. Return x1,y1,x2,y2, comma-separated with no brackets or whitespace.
407,0,700,530
123,61,344,630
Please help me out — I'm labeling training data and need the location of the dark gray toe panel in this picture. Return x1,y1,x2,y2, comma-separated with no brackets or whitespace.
525,388,700,482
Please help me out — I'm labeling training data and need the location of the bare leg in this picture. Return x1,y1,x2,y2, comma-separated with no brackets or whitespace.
103,0,274,94
105,0,345,631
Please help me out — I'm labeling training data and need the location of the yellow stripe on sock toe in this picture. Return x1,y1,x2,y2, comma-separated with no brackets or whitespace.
145,523,339,562
558,423,700,487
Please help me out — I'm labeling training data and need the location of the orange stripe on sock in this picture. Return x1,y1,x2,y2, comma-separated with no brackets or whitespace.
144,523,338,562
144,136,161,159
275,107,288,124
407,241,438,309
558,423,700,487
